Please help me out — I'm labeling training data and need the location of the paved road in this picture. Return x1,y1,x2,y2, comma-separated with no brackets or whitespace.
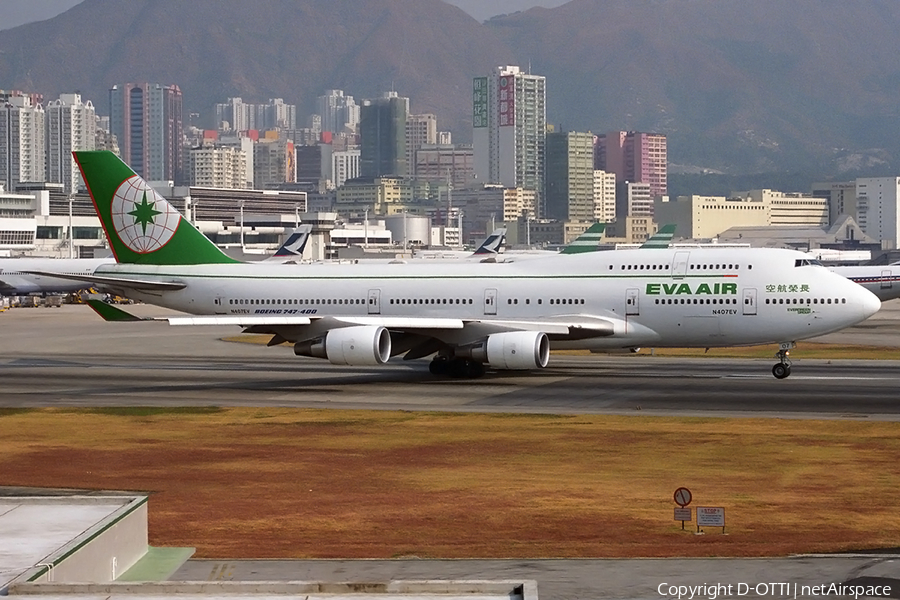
174,556,900,600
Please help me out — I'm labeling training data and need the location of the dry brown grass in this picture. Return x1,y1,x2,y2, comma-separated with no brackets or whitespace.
2,408,900,559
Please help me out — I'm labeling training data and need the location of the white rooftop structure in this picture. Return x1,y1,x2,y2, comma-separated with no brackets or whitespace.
1,495,149,592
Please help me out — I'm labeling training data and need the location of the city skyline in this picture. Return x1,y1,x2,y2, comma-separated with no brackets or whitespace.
1,0,897,179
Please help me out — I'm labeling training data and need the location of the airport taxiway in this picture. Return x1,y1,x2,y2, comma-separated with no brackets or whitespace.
1,301,899,418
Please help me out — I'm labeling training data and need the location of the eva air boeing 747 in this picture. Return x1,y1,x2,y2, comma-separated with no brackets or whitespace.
39,151,880,379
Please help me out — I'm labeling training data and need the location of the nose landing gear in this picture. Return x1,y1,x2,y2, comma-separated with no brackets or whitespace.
772,342,795,379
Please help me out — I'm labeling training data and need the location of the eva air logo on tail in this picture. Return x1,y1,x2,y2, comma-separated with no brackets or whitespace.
111,176,181,253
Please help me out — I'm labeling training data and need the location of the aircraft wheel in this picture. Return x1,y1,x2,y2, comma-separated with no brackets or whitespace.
448,359,485,379
772,363,790,379
465,361,486,378
429,357,450,376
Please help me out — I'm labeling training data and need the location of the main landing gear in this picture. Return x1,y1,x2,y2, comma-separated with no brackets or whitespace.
772,342,795,379
429,356,486,379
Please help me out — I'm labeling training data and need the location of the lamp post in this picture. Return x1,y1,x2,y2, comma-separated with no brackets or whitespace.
239,200,245,250
67,194,74,259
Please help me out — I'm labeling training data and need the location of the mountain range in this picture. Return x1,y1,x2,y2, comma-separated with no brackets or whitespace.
1,0,898,178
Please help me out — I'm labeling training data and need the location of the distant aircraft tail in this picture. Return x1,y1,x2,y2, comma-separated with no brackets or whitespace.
73,150,238,265
640,224,676,249
266,224,313,261
560,223,606,254
471,228,506,256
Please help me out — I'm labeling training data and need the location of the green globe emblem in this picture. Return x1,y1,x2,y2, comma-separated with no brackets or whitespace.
110,176,181,253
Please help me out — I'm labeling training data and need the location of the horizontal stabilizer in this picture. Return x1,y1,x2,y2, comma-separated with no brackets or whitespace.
86,299,146,322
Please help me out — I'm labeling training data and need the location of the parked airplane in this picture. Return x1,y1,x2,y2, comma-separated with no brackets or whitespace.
0,257,112,295
560,223,606,254
264,225,313,262
0,226,312,296
40,151,880,380
830,263,900,302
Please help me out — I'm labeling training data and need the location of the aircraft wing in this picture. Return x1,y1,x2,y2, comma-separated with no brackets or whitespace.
25,270,187,291
86,300,312,325
87,301,616,338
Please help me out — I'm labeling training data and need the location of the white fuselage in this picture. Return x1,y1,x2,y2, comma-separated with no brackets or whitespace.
0,258,112,295
96,247,879,350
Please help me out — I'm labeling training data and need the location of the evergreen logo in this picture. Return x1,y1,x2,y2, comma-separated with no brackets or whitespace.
110,176,181,253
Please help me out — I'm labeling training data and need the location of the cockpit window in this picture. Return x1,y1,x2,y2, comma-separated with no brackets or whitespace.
794,259,823,267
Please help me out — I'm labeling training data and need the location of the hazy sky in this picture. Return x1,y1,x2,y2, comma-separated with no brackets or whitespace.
1,0,571,30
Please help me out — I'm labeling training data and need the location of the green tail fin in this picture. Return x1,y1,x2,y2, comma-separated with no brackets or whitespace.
561,222,606,254
74,151,238,265
640,224,676,249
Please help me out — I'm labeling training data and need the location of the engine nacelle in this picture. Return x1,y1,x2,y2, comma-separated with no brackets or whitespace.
458,331,550,370
293,325,391,366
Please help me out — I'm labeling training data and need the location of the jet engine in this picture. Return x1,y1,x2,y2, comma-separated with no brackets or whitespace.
293,325,391,366
456,331,550,370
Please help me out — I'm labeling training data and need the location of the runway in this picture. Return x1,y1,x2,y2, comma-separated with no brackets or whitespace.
2,302,900,418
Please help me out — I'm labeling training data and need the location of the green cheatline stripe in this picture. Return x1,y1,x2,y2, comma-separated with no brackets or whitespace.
105,271,740,282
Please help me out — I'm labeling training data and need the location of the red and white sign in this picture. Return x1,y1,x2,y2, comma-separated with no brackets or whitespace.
673,487,692,507
696,507,725,527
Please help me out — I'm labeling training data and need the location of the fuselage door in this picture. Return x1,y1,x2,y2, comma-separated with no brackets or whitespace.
742,288,757,316
367,289,381,315
484,288,498,316
672,251,690,279
881,270,892,289
626,287,640,316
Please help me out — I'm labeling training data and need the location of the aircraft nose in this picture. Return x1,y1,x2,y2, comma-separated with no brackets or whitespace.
856,286,881,319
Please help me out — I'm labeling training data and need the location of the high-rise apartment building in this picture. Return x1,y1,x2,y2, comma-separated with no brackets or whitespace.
472,66,546,215
316,90,360,135
215,97,298,132
414,144,474,190
330,148,360,189
45,93,96,194
254,138,295,188
189,145,248,189
0,95,45,191
544,131,595,221
109,83,184,183
593,170,616,222
594,131,667,201
405,113,437,177
359,92,408,178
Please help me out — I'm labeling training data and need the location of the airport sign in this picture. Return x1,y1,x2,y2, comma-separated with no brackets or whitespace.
673,487,692,507
697,506,725,527
674,508,691,521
